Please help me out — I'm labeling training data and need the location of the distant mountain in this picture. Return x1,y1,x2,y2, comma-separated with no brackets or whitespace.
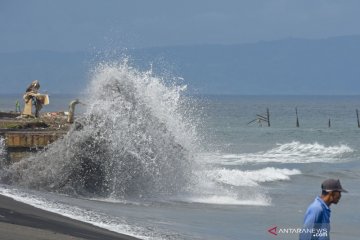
129,36,360,95
1,35,360,95
0,51,90,94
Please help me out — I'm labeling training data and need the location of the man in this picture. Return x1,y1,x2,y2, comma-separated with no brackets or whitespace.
299,179,347,240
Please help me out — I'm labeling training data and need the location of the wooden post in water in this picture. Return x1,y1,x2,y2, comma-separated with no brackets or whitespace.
328,118,331,128
295,107,300,127
266,108,270,127
357,109,360,128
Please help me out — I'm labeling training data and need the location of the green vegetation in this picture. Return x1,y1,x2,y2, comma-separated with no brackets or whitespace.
0,121,49,129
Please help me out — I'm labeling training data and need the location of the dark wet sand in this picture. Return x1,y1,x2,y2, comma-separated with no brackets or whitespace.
0,194,139,240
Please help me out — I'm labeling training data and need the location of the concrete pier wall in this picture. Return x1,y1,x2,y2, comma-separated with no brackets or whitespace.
4,131,66,148
0,130,67,162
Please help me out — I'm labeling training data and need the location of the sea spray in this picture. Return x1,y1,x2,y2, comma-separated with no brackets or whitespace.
0,137,5,165
205,167,301,187
2,61,200,198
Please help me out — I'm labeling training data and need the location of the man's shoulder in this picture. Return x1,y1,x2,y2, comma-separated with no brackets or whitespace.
307,197,325,212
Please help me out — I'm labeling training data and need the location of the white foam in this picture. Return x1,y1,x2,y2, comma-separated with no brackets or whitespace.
184,195,270,206
179,169,273,206
206,167,301,187
89,196,150,207
217,141,353,165
0,186,153,240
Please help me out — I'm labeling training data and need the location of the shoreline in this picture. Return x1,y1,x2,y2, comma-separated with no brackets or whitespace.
0,194,139,240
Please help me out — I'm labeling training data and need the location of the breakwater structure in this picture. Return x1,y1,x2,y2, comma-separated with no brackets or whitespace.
0,112,70,162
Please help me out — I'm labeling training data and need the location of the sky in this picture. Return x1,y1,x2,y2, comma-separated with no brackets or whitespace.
1,0,360,52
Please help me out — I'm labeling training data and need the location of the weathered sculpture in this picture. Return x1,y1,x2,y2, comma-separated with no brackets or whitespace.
67,99,81,123
22,80,49,117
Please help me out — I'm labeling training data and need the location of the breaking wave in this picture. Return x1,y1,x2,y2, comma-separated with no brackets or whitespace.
1,61,199,198
205,167,301,187
179,169,272,206
219,141,353,165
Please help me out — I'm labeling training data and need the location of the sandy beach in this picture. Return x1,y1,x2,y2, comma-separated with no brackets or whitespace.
0,194,139,240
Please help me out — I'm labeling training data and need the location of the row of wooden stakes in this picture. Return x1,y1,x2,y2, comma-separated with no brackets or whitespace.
248,108,360,128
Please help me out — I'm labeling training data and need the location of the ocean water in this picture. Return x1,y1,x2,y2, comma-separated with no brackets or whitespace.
0,63,359,239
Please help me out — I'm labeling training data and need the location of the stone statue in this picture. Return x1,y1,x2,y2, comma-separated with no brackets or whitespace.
22,80,49,117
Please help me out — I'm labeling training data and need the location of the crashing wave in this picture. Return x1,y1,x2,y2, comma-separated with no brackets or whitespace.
1,61,199,198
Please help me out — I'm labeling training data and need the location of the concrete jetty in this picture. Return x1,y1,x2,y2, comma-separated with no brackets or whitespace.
0,112,71,162
1,130,67,161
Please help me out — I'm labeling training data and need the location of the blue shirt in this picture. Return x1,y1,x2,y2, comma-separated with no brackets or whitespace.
299,196,331,240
